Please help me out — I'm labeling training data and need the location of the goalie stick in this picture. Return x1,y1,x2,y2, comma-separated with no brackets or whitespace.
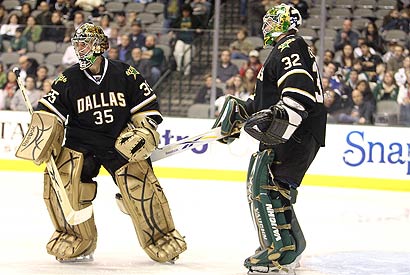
150,126,227,162
13,68,93,225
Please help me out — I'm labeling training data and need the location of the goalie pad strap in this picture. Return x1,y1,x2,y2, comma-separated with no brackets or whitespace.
16,111,64,165
115,161,187,262
244,150,304,269
44,147,97,260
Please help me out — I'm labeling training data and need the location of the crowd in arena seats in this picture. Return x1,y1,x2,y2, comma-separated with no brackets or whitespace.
1,0,410,126
191,0,410,125
0,0,213,111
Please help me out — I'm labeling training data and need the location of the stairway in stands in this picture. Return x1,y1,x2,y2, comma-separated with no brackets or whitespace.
156,0,242,118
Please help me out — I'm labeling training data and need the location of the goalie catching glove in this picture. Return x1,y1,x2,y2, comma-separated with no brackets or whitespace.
244,97,308,146
212,95,250,144
115,113,160,161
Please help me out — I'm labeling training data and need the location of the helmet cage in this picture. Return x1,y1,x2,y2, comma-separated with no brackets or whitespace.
71,23,108,70
262,4,302,47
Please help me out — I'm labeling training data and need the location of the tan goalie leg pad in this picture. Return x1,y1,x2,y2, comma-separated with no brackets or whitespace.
43,147,97,260
115,161,187,262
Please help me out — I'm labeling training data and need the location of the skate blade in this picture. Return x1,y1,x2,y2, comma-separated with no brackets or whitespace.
57,254,94,263
248,266,296,275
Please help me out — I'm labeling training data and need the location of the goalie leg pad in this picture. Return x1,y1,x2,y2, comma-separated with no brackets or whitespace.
115,161,187,262
244,150,304,272
43,147,97,260
16,111,64,165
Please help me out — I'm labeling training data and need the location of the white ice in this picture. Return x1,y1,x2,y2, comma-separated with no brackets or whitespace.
0,171,409,275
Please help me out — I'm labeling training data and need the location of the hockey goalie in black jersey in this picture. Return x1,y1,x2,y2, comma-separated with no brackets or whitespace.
213,4,327,274
15,23,186,263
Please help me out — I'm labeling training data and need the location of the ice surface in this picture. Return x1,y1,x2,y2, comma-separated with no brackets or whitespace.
0,171,409,275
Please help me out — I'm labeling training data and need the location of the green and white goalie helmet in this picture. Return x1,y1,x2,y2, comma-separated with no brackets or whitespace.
262,4,302,47
71,22,109,70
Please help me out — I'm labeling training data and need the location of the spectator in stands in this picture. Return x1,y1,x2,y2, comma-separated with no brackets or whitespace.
214,84,236,116
128,21,146,49
216,50,239,83
351,59,369,81
40,78,53,97
194,73,224,104
337,89,375,125
42,11,66,42
107,46,120,60
10,75,41,111
356,79,376,108
114,11,129,33
35,65,49,90
62,44,78,67
247,0,268,37
99,14,112,38
239,50,262,78
0,13,20,40
373,71,399,101
118,34,133,62
8,27,28,55
395,56,410,86
108,26,120,48
163,0,184,31
345,69,361,92
386,44,405,73
50,0,69,17
358,42,383,79
0,62,6,88
374,62,387,84
398,71,410,125
20,2,33,24
36,1,52,26
64,11,85,43
288,0,309,19
381,8,408,32
334,19,360,51
323,49,337,67
127,47,153,85
229,27,254,60
73,0,103,18
23,16,43,43
190,0,212,24
0,4,7,25
382,40,400,63
0,70,18,110
226,74,250,100
142,34,165,84
18,55,39,82
242,67,257,95
171,4,202,75
324,89,343,123
353,37,377,58
364,22,385,54
334,43,355,76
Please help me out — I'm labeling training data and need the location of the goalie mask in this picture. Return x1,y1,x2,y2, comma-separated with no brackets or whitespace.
262,4,302,47
72,22,109,70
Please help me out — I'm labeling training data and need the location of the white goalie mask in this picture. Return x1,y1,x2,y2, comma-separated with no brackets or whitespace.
71,23,109,70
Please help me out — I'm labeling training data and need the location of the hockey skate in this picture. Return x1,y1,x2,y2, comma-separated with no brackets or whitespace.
56,253,94,263
245,248,301,275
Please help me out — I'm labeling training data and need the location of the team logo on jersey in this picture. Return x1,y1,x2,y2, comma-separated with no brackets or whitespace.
278,38,295,52
126,65,140,80
54,73,67,85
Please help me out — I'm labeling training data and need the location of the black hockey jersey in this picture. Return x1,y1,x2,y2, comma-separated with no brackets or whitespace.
38,58,162,149
249,35,327,146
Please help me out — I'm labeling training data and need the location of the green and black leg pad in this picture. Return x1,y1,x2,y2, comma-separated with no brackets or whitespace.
244,150,306,273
